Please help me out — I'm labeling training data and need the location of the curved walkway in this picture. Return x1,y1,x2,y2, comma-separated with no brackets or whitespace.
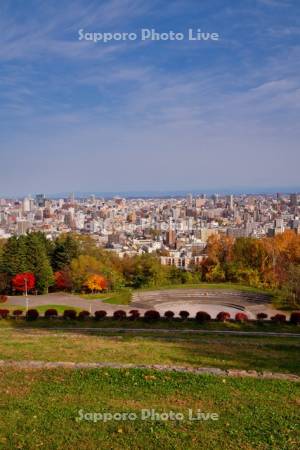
6,293,135,315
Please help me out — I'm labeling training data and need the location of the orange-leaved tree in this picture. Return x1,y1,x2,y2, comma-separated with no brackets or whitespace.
84,274,107,293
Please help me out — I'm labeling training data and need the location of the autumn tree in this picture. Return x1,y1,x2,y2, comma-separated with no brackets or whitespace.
54,270,73,291
84,274,107,293
11,272,35,293
70,255,104,292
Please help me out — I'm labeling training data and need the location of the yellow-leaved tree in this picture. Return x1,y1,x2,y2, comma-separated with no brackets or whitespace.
84,274,107,293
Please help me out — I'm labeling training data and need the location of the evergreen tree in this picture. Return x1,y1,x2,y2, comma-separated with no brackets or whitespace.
0,236,29,276
52,234,79,271
25,233,54,294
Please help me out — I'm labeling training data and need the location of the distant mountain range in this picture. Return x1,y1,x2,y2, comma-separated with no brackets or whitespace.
46,186,300,199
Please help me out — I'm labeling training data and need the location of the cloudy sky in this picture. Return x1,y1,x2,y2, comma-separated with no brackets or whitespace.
0,0,299,196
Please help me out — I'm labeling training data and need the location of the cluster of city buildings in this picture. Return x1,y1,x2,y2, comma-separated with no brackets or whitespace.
0,192,299,269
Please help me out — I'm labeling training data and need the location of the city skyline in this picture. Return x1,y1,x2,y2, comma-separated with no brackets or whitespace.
1,0,300,196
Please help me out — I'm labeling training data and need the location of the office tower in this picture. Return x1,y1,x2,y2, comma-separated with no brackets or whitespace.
22,197,31,213
226,194,234,210
36,194,46,207
166,229,176,247
290,193,298,207
187,193,193,208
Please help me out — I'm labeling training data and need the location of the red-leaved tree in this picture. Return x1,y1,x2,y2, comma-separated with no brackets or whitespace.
11,273,35,293
54,270,73,291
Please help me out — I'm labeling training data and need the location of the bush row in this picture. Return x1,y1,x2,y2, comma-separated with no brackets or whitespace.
0,309,300,324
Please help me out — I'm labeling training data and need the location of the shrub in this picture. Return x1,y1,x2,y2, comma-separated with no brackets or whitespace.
13,309,23,317
290,312,300,325
195,311,211,322
63,309,77,320
144,310,160,321
235,313,248,322
94,310,107,320
44,309,58,319
179,310,190,320
26,309,39,320
0,309,9,319
129,309,140,320
216,311,231,322
78,310,90,320
113,310,126,320
257,313,268,321
164,310,175,320
271,314,286,323
0,295,8,303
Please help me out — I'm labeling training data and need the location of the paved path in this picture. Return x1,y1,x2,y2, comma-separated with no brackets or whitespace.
1,359,299,382
6,293,135,315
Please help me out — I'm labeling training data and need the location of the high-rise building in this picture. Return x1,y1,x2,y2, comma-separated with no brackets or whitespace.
290,193,298,207
212,194,219,205
22,197,31,213
36,194,45,207
226,195,234,210
166,229,176,247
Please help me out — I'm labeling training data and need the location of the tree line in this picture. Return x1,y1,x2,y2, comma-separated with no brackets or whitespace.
0,232,198,295
0,231,299,308
203,230,300,308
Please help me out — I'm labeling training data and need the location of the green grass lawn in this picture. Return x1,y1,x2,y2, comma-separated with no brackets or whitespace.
1,316,299,333
0,367,299,449
0,329,299,375
79,288,132,305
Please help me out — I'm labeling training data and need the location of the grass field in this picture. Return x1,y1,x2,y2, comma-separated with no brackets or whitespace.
0,367,299,450
0,328,299,375
1,282,298,449
1,316,298,333
80,288,132,305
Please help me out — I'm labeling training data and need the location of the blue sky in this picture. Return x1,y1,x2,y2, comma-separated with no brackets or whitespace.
0,0,299,196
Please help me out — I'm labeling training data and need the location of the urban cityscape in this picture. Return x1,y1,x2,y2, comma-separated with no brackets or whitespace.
1,191,299,268
1,0,300,448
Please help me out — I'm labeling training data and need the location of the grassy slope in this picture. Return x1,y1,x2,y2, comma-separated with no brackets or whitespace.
0,368,299,450
0,329,299,375
0,317,298,332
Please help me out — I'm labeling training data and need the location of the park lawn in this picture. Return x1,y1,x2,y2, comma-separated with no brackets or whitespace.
0,329,299,375
0,367,299,450
79,288,132,305
0,316,298,333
